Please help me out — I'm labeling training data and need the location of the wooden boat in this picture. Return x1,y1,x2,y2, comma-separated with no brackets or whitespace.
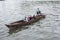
5,14,45,29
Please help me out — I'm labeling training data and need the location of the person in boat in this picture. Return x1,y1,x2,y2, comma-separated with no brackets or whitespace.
36,8,41,15
24,16,28,22
24,15,33,22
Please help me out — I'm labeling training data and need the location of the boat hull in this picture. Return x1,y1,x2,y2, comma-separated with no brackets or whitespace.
5,15,45,29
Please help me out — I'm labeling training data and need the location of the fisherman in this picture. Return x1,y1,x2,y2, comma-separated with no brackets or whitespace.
36,8,41,15
24,15,32,22
24,16,29,22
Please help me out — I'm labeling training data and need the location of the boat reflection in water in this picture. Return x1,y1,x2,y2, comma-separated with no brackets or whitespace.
8,26,28,34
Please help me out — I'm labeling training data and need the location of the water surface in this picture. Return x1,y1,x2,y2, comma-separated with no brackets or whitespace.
0,1,60,40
